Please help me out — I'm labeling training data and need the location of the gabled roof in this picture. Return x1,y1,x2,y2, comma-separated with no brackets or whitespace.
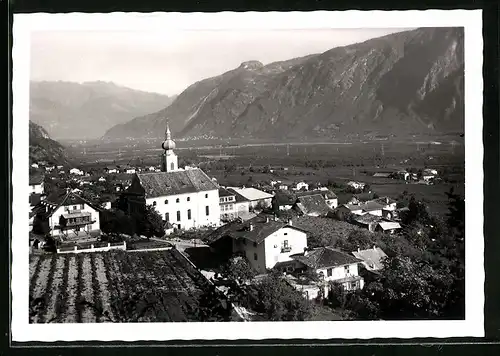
135,168,219,198
207,214,306,245
229,187,273,202
219,187,236,197
296,189,337,200
370,197,397,206
353,214,382,225
226,188,250,203
291,247,362,269
294,194,332,216
377,221,402,231
352,247,388,271
34,190,104,218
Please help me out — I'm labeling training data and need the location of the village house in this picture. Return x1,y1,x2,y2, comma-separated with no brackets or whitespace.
423,168,438,176
69,168,84,176
225,188,254,220
105,166,118,174
272,191,296,211
98,176,106,182
207,215,308,274
334,201,385,219
352,214,382,232
293,194,333,217
219,187,237,222
297,189,338,209
228,187,273,210
45,165,55,172
291,247,365,291
29,175,44,195
395,170,410,181
375,221,402,234
292,181,309,191
123,165,136,174
346,181,366,191
372,172,392,178
120,124,221,231
56,165,64,170
31,163,39,169
31,190,103,238
352,246,388,272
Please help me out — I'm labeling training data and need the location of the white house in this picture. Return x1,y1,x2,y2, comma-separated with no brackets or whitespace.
45,166,55,172
31,191,102,238
292,246,365,291
347,181,366,191
292,181,309,191
375,221,402,234
98,177,106,182
148,166,156,171
106,166,118,174
31,163,39,169
70,168,84,176
208,216,308,274
423,168,438,176
29,175,44,195
228,187,273,210
352,246,388,271
122,124,221,231
219,187,237,222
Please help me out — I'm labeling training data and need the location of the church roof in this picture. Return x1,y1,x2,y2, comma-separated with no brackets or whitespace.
136,168,219,198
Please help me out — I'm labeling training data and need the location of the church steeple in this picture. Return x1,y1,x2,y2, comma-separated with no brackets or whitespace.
161,121,178,172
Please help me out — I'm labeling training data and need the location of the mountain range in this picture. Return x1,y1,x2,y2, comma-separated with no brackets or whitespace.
103,27,464,141
29,120,68,165
30,81,176,140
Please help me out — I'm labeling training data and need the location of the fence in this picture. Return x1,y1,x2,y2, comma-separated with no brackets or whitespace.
57,241,127,254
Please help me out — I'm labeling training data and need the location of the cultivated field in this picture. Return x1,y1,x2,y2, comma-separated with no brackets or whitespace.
29,249,213,323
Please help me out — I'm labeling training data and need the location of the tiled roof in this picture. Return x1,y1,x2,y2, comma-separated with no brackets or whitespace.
353,214,382,225
294,194,332,216
136,168,219,198
219,187,235,197
377,221,402,231
207,214,306,245
370,197,397,206
352,247,388,271
296,189,337,200
291,247,362,269
34,190,104,218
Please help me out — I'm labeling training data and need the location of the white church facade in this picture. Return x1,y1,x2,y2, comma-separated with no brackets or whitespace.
123,124,221,231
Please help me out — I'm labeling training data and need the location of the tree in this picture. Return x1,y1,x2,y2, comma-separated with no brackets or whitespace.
401,196,430,226
195,285,232,322
253,272,312,321
136,205,165,238
220,256,256,282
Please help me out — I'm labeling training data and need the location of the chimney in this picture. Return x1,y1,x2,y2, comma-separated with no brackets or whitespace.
373,245,377,251
288,218,293,226
249,223,254,231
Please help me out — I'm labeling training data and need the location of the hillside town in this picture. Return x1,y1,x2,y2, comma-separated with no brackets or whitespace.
28,123,465,323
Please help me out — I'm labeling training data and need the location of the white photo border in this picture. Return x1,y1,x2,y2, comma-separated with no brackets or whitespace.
11,10,484,342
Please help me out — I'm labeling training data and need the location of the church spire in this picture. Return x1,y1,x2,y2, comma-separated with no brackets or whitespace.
161,120,178,172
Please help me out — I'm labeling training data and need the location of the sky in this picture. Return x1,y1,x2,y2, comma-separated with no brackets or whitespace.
30,28,413,96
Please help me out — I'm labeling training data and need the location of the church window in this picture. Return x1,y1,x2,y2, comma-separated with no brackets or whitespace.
152,201,157,207
188,209,192,220
164,199,168,204
170,162,175,171
176,198,180,203
205,206,210,216
205,193,208,198
187,197,190,202
177,211,181,221
165,213,169,222
254,253,258,261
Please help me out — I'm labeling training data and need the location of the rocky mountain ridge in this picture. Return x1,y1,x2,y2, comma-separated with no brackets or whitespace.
103,27,464,141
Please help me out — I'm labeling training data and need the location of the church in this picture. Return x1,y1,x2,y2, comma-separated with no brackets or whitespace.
122,124,221,231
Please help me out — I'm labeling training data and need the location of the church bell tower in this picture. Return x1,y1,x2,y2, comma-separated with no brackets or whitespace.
161,122,178,172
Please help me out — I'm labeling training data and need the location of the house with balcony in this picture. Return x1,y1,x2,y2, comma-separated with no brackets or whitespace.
207,215,308,274
291,246,365,292
219,187,237,222
30,190,103,239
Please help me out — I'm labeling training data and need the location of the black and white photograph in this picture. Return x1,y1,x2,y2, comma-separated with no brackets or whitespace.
11,10,483,341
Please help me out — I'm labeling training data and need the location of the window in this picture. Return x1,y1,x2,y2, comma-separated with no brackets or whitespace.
205,206,209,216
73,205,77,210
80,204,84,209
177,211,181,222
284,232,288,236
327,268,333,277
254,253,258,261
152,201,157,207
165,213,169,222
205,194,208,198
283,240,289,247
344,265,350,274
164,199,168,204
253,242,257,247
187,197,190,202
170,162,175,171
350,281,358,290
176,198,180,203
188,209,191,220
